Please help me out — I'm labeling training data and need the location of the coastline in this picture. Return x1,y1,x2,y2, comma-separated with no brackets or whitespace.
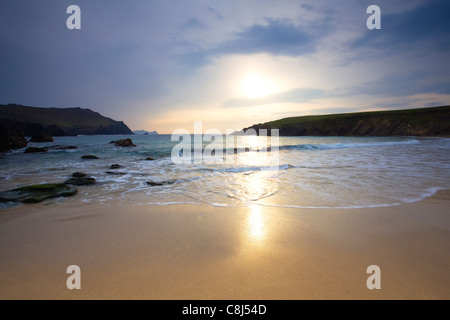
0,190,449,300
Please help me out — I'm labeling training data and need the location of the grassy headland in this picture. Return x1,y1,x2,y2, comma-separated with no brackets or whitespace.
240,106,450,137
0,104,133,136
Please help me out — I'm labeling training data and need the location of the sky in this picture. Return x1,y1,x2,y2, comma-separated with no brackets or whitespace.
1,0,450,133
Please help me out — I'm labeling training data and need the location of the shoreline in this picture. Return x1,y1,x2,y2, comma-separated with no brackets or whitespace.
0,190,449,300
0,184,445,213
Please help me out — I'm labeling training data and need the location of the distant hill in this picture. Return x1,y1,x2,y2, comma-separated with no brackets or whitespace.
134,130,158,135
0,104,134,136
239,106,450,137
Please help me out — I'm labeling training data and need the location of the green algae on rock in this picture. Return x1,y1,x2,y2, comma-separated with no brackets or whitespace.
0,184,78,204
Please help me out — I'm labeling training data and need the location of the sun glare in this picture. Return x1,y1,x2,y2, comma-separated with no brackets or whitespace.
248,205,266,241
239,74,277,99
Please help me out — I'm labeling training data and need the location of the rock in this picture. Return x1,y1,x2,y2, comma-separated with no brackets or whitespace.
30,134,54,143
0,123,28,152
23,123,45,137
105,171,127,175
54,146,78,150
145,157,156,161
0,184,77,204
146,182,164,186
44,145,77,151
110,164,123,169
81,155,99,160
24,147,48,153
72,172,88,178
45,145,61,149
64,177,96,186
25,145,77,153
110,138,136,147
146,181,175,187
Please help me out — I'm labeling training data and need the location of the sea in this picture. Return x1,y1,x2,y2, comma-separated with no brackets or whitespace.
1,134,449,210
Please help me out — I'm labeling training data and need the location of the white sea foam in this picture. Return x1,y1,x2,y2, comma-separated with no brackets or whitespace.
1,136,449,210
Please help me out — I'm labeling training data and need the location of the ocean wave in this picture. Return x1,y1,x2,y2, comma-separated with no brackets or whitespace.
255,187,444,209
135,187,443,210
1,135,448,212
195,164,295,173
280,139,420,152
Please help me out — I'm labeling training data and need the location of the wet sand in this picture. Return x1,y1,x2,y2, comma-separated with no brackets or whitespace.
0,190,449,300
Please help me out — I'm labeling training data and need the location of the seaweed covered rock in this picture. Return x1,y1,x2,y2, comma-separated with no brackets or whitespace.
0,184,77,204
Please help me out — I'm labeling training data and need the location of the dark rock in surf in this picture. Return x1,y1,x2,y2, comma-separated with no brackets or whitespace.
146,181,164,186
105,171,127,175
72,172,88,178
146,180,175,187
54,145,78,150
81,155,99,160
30,134,53,143
64,177,96,186
24,147,48,153
110,138,136,147
0,123,28,152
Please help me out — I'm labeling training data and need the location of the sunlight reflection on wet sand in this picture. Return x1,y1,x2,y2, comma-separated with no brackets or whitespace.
248,205,266,242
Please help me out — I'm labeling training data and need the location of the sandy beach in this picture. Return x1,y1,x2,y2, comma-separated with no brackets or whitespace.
0,190,449,300
2,0,450,303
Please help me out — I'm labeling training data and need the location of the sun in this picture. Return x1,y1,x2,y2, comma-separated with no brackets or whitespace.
238,73,277,99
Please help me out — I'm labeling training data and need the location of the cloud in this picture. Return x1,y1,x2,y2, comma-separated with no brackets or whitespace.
221,88,327,108
179,17,325,66
206,6,224,20
300,4,314,12
347,73,450,98
216,18,317,56
352,0,450,52
180,18,207,30
1,0,449,133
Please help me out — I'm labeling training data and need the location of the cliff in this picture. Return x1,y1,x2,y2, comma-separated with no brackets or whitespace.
0,122,28,152
0,104,134,136
240,106,450,137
